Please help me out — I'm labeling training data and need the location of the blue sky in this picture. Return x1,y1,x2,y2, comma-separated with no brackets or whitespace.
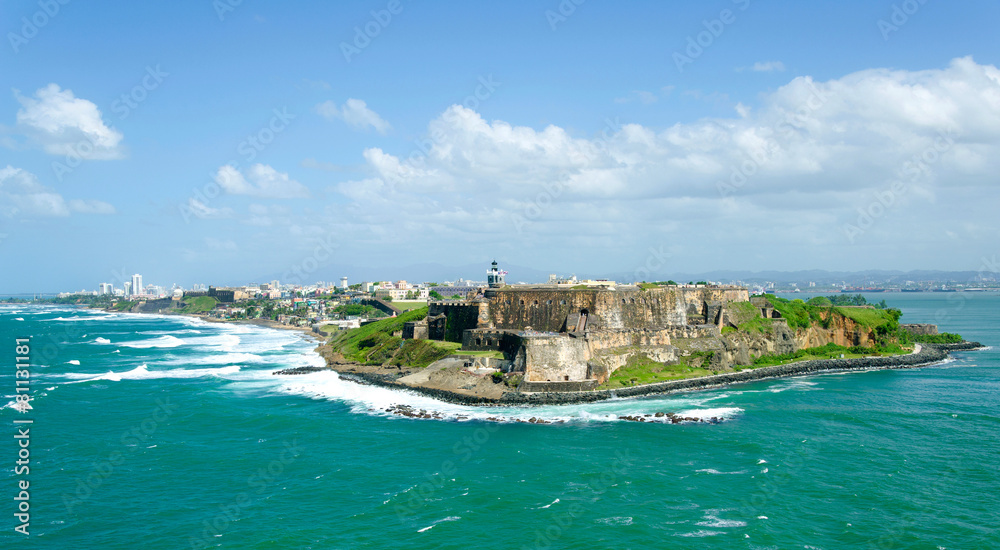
2,0,999,292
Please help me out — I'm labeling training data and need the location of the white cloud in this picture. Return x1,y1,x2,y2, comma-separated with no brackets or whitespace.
0,166,115,218
316,98,391,134
184,198,233,219
14,84,124,159
751,61,786,73
322,57,1000,268
214,164,310,198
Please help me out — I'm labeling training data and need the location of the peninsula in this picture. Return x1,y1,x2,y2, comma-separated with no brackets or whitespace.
314,262,983,406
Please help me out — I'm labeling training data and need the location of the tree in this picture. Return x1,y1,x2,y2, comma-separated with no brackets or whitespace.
429,290,444,300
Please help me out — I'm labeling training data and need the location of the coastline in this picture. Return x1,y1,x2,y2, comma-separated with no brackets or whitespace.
84,304,987,408
89,304,325,344
322,341,985,407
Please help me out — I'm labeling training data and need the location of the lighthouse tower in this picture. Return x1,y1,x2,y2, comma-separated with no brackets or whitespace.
487,260,507,288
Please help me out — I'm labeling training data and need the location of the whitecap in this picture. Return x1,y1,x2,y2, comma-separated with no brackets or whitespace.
417,516,460,533
676,530,724,537
696,516,747,528
537,498,560,509
61,364,241,383
695,469,747,475
119,335,184,349
14,317,24,321
67,360,80,366
274,369,747,425
95,337,111,344
596,517,633,525
675,407,744,421
159,352,264,366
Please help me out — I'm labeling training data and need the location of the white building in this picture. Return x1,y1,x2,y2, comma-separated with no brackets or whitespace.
131,274,143,297
340,277,348,290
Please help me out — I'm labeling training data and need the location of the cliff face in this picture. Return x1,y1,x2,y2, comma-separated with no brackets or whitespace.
716,320,797,368
794,313,875,349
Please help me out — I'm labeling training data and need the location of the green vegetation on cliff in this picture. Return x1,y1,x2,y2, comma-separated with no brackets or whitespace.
911,332,963,344
329,307,458,369
727,301,774,333
112,300,137,311
762,295,901,333
737,342,909,369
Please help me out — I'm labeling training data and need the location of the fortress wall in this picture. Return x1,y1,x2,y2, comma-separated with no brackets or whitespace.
902,323,938,336
428,301,490,342
484,287,748,333
588,345,679,383
585,329,673,351
485,288,689,331
461,329,523,357
676,287,750,309
520,336,590,382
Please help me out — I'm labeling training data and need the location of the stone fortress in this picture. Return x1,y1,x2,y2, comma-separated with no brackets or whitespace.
404,261,759,391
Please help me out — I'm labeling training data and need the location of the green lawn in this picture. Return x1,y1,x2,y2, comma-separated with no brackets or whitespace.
390,300,428,312
599,355,713,389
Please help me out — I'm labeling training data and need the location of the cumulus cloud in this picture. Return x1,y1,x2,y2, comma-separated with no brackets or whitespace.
214,164,310,198
316,98,391,134
323,57,1000,269
13,84,124,159
0,166,115,218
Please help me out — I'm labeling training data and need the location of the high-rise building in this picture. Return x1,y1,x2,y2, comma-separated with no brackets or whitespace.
131,274,143,297
124,281,132,296
340,277,348,289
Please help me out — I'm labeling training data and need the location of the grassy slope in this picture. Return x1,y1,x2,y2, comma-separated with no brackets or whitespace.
329,307,466,369
390,300,428,312
178,296,218,314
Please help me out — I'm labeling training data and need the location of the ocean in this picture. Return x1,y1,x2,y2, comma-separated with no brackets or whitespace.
1,293,998,549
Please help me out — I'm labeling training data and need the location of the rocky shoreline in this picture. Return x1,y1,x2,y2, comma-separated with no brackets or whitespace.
319,341,984,407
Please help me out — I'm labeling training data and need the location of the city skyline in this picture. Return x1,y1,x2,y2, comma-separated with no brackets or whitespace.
3,2,1000,294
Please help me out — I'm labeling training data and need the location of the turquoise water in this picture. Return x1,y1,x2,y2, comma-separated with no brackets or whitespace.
2,293,998,548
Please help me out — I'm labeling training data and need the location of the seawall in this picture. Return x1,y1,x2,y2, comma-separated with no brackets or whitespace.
332,342,982,407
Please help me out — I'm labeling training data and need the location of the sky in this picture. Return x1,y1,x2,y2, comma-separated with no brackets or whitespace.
1,0,999,293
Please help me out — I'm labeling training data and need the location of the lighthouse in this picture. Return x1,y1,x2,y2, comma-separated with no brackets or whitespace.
487,260,507,288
